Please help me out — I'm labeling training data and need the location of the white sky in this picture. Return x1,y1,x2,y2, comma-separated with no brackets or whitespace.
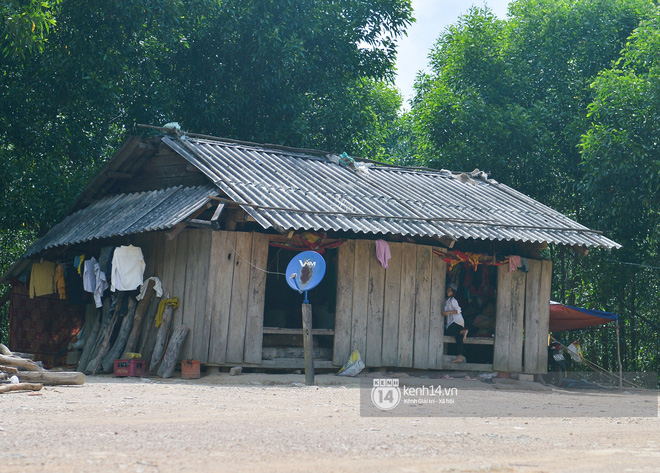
394,0,511,106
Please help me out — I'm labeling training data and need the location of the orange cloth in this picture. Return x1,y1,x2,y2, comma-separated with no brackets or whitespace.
55,264,66,299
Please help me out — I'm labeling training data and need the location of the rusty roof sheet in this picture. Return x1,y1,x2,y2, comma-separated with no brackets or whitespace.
24,185,219,257
163,136,619,249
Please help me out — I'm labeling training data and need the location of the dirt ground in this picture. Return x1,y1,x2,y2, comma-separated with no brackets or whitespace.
1,371,658,472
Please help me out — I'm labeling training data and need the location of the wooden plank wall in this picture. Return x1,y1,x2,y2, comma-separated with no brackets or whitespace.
493,259,552,374
333,239,446,369
134,229,268,366
523,259,552,374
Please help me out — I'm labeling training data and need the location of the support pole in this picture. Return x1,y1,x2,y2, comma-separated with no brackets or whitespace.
302,303,315,386
615,319,623,390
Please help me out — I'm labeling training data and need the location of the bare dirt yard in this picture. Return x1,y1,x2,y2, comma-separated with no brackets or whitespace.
1,371,658,472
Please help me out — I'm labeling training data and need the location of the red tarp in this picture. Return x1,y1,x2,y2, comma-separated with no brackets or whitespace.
549,301,618,332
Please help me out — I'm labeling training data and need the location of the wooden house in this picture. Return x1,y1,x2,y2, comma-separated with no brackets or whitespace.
1,131,620,374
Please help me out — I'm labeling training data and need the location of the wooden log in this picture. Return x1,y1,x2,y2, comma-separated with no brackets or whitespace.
0,354,45,372
148,303,176,374
0,383,43,394
123,279,156,357
0,343,12,356
17,371,86,386
0,364,19,374
76,306,103,373
101,297,137,373
157,325,189,378
138,296,161,367
302,304,315,386
85,295,123,375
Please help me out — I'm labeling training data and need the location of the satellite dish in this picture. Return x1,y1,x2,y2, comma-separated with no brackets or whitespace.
285,251,326,293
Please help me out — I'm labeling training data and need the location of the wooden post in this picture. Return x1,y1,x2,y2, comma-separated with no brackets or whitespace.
76,308,102,373
148,304,176,375
302,303,314,386
615,319,623,390
124,279,156,357
101,297,137,373
157,325,189,378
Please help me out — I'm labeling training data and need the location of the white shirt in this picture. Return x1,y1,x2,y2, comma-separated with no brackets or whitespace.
444,296,464,328
111,245,146,292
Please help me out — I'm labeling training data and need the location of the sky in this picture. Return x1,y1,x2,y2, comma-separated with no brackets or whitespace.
394,0,511,105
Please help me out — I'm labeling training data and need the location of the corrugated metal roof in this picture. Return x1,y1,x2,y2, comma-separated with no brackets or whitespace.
24,185,219,257
163,136,620,249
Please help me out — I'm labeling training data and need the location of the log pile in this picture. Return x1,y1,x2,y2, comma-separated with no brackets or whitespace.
73,287,187,379
0,343,85,394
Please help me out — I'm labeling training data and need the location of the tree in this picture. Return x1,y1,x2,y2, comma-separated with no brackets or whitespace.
579,12,660,372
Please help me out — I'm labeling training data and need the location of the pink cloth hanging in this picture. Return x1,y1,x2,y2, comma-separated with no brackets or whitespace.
375,239,391,269
509,255,521,272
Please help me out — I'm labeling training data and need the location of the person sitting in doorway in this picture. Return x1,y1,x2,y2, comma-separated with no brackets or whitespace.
443,283,467,363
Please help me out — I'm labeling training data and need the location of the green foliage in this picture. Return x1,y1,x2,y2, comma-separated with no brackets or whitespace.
1,0,60,58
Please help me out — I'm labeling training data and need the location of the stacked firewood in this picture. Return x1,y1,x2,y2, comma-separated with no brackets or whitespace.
0,343,85,394
76,279,188,378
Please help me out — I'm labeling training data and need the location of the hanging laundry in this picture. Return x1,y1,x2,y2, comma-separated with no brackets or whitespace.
83,257,109,308
155,297,179,327
65,266,88,305
29,261,56,298
74,255,85,276
519,257,529,273
375,239,391,269
136,276,164,301
508,255,521,272
54,264,66,300
111,245,146,292
82,257,97,293
98,246,114,285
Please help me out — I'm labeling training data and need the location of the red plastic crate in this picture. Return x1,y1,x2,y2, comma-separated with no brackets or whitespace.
113,359,146,377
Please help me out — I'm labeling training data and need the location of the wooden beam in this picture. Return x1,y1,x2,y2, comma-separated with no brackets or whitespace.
571,245,590,256
437,235,456,248
166,202,212,240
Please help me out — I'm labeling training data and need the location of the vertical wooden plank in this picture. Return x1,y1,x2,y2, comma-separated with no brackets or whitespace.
225,231,253,363
139,232,165,355
413,245,432,369
350,239,370,356
243,232,270,364
333,240,355,366
171,230,190,329
537,260,552,373
428,251,447,369
493,265,511,371
365,240,386,367
397,242,417,367
192,229,212,362
161,233,178,299
524,259,542,374
493,264,525,372
509,269,526,373
207,231,236,364
381,242,402,366
181,230,201,360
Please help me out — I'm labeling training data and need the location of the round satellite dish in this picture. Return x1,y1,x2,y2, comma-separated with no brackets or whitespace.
285,251,326,292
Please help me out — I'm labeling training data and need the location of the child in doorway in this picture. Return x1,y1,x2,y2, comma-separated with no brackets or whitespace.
443,283,468,363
